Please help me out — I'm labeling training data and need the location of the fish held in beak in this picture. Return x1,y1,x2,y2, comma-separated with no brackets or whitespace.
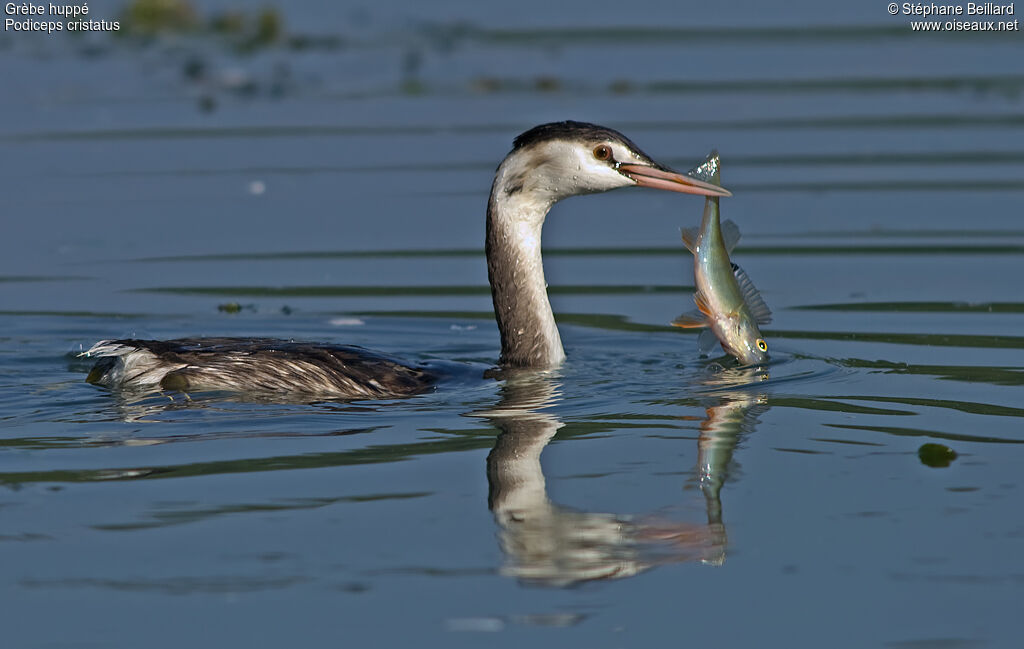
618,164,733,197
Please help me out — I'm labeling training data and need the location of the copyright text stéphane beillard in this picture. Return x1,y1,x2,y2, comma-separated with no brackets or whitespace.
5,3,118,33
891,3,1019,31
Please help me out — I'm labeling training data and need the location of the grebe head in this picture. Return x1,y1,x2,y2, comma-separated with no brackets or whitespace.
495,121,732,206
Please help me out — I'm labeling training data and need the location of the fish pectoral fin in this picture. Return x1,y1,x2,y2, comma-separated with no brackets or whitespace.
721,219,742,254
671,310,710,328
680,225,700,253
694,290,715,318
698,328,721,357
732,264,773,325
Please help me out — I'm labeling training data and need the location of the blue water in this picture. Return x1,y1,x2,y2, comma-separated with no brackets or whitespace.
2,2,1023,647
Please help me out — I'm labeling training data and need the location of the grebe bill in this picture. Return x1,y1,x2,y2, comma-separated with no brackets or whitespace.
83,121,731,398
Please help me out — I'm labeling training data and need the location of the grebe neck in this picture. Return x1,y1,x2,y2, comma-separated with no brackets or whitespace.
485,167,565,368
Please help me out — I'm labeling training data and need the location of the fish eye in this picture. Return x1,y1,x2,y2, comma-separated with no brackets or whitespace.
593,144,612,161
756,339,768,352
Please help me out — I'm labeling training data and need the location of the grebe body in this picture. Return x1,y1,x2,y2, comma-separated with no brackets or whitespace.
84,121,730,397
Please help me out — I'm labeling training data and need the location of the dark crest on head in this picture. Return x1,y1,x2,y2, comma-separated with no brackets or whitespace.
512,121,651,161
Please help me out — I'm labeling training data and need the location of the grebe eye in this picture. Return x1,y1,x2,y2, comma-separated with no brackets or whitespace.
593,144,612,161
756,339,768,352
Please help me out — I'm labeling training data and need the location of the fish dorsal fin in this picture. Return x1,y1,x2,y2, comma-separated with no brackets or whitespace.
731,263,772,325
721,219,741,254
694,290,714,318
680,225,699,253
687,150,721,185
671,309,709,328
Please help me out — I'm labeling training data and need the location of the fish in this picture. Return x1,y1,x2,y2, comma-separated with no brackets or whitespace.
672,152,772,365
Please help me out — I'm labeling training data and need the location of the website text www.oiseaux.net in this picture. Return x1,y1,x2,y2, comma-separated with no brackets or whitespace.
893,2,1019,30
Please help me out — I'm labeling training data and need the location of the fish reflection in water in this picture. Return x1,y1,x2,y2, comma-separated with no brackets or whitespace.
478,368,768,586
692,363,771,534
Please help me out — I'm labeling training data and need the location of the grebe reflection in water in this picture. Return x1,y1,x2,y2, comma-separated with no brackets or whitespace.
479,371,768,586
81,122,729,399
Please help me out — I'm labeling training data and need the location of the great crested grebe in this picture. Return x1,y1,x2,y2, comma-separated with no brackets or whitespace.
83,121,731,398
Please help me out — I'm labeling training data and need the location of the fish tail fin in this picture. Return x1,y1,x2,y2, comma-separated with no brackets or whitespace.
686,150,721,185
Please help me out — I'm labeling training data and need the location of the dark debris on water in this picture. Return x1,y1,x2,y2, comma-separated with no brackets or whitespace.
40,0,347,112
116,0,329,53
918,443,958,468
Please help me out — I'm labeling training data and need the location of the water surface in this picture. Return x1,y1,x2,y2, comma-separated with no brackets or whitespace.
2,2,1023,647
